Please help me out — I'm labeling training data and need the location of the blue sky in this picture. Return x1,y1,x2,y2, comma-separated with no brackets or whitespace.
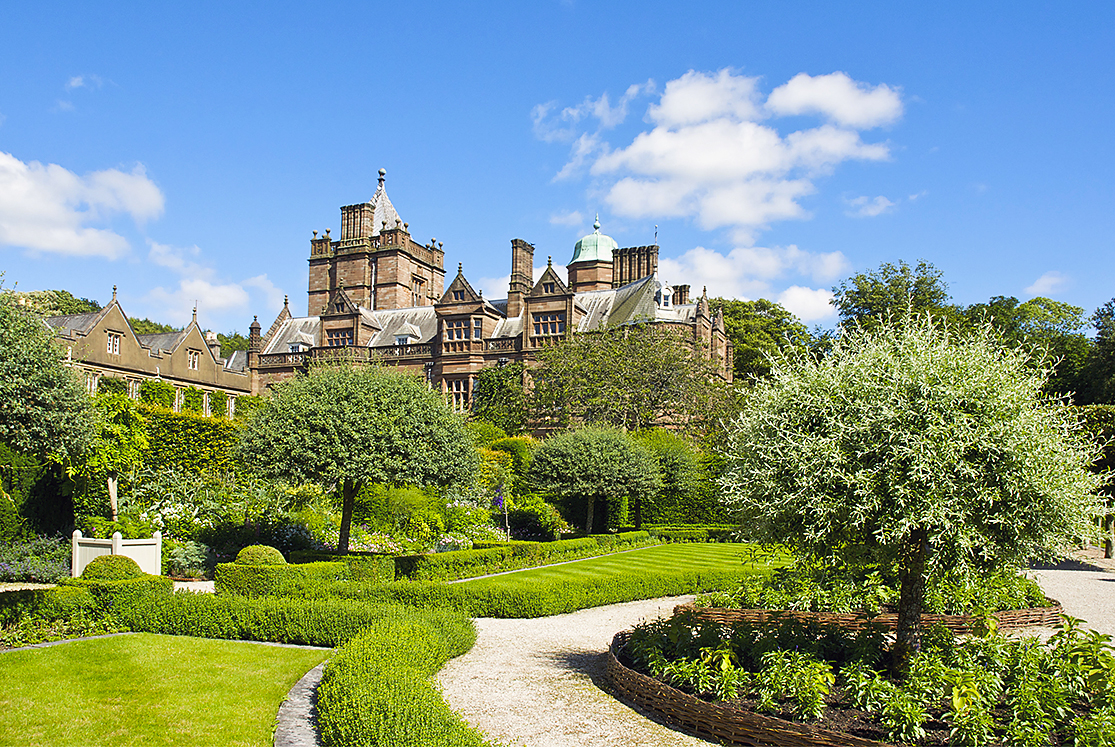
1,2,1113,334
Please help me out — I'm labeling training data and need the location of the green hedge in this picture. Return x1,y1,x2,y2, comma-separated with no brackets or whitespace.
208,390,228,419
139,380,176,409
181,386,205,414
0,585,99,626
96,376,128,395
317,614,486,747
141,405,242,474
289,550,396,584
67,574,174,609
647,525,738,542
300,564,749,618
214,561,346,598
395,531,655,582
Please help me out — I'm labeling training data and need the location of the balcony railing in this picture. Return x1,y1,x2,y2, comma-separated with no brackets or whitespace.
257,351,308,368
368,343,433,359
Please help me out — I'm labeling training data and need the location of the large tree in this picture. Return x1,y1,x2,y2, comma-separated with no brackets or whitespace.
530,426,662,533
710,298,812,381
1081,298,1115,405
831,259,956,331
237,362,477,551
720,318,1102,669
471,361,529,435
0,281,93,464
530,324,727,433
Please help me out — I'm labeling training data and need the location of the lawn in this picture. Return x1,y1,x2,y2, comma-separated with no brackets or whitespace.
0,633,328,747
457,541,786,590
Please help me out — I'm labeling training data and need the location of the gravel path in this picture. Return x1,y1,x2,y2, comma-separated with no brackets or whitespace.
437,595,715,747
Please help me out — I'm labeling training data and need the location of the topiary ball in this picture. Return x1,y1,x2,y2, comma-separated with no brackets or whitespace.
82,554,144,580
234,545,287,566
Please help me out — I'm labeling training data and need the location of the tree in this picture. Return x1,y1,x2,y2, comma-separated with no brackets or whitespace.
632,429,721,526
237,362,476,551
530,426,662,533
710,298,812,381
129,318,179,335
832,259,956,331
12,289,101,317
217,331,249,359
720,318,1102,669
1081,299,1115,405
0,280,93,463
530,324,728,433
81,393,148,521
471,361,529,435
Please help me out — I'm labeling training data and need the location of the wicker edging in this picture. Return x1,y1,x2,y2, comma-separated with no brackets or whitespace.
673,598,1065,634
605,632,893,747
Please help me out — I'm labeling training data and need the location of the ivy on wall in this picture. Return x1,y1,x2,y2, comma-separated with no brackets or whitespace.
97,376,128,396
181,386,205,414
139,380,175,409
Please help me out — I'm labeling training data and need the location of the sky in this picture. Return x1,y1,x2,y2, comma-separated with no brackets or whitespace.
1,2,1113,334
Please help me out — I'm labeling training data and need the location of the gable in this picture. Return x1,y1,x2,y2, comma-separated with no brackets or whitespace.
531,264,568,297
439,266,481,305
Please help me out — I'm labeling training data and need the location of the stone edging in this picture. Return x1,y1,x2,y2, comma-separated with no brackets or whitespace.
274,662,326,747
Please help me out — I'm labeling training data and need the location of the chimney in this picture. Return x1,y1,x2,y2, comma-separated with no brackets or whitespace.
507,239,535,318
205,330,222,361
674,284,690,305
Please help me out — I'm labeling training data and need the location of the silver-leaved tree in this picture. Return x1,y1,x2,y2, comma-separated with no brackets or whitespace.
237,362,476,552
720,317,1104,668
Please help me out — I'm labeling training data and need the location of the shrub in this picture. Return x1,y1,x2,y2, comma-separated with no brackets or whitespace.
234,544,286,566
0,534,70,582
138,379,176,409
81,554,144,580
214,561,346,598
465,420,507,448
181,386,205,414
289,550,396,584
96,376,128,396
208,389,228,419
507,498,565,541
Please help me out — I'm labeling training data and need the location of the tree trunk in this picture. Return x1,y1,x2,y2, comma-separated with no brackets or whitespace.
337,478,358,553
893,527,929,675
1104,512,1114,559
107,473,119,522
585,496,594,535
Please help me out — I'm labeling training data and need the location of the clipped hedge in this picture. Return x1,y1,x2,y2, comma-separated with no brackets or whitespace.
234,544,286,565
67,574,174,610
289,550,396,584
317,613,486,747
141,405,242,474
81,554,144,580
395,531,656,582
647,526,738,543
214,561,346,598
300,564,749,619
0,585,99,626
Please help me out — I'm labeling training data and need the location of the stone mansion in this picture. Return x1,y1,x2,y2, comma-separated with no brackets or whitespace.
249,170,733,409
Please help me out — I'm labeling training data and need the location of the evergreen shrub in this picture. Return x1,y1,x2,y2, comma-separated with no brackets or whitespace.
214,561,346,598
289,550,397,584
138,379,175,409
181,386,205,414
141,406,242,474
96,376,128,395
234,544,286,565
81,554,144,580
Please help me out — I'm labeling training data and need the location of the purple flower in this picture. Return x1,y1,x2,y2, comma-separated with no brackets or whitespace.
492,486,504,511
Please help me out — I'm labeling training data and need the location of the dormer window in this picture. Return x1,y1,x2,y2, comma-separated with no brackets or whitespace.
543,282,555,294
107,332,121,355
395,335,414,346
334,302,346,313
187,350,200,370
452,290,465,301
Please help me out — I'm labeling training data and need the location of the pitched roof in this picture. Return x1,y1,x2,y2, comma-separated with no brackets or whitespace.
137,330,190,354
367,169,402,237
45,309,108,337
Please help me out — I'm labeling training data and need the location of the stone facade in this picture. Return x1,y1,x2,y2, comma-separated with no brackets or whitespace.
47,289,252,416
250,173,733,408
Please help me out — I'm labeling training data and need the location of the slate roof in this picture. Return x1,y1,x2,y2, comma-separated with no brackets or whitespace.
137,330,190,354
262,317,322,354
224,350,249,372
367,172,401,237
365,307,438,347
45,310,107,338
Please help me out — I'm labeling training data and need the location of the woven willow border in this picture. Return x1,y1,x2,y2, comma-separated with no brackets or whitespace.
672,599,1064,634
605,632,892,747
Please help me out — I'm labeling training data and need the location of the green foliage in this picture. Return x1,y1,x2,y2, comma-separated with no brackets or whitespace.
11,289,101,317
216,331,249,360
710,298,812,381
138,379,176,409
531,426,662,533
0,280,94,462
465,419,507,448
471,361,529,435
507,495,566,541
633,429,725,525
233,544,286,565
81,554,144,580
96,376,128,395
0,533,70,582
831,258,955,332
141,407,242,475
237,363,477,552
721,317,1104,659
207,389,227,419
288,550,396,584
181,386,205,414
129,318,179,335
231,394,263,422
215,561,345,597
531,323,729,433
489,436,536,491
82,392,148,485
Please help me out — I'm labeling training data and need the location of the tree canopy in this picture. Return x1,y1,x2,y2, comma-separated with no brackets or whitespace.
710,298,811,380
471,361,529,435
530,426,662,533
720,317,1102,666
530,324,727,433
0,282,93,463
237,362,476,551
831,259,954,331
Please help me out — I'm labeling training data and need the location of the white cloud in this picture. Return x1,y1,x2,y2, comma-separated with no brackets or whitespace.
549,210,584,227
845,195,896,217
776,286,837,322
767,72,902,128
657,244,848,301
1025,271,1069,297
54,100,75,112
0,151,164,258
532,81,654,145
65,74,103,91
648,69,763,127
148,241,213,279
539,68,900,241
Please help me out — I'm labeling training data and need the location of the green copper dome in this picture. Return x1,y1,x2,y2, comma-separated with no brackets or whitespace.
570,216,618,264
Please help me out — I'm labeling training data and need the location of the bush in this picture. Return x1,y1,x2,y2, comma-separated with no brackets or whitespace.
141,407,242,475
181,386,205,414
214,561,346,598
289,550,396,584
67,573,173,610
81,554,144,580
507,498,565,541
208,389,228,419
96,376,128,396
139,379,176,409
234,544,286,565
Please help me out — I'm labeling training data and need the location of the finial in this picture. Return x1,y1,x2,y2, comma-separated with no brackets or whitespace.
313,230,318,238
402,222,408,230
253,315,258,322
112,285,117,302
458,262,463,274
703,286,707,296
547,255,552,267
378,167,386,187
325,228,331,237
654,224,658,245
438,241,443,250
382,221,387,230
192,303,197,323
284,295,289,308
593,214,601,231
479,289,483,298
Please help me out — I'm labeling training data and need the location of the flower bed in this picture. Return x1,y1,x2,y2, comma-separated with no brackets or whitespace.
673,598,1065,635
